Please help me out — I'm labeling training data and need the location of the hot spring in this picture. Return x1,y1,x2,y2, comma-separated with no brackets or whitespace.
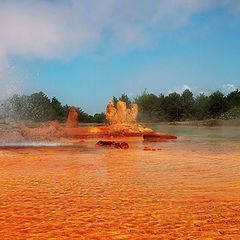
0,124,240,239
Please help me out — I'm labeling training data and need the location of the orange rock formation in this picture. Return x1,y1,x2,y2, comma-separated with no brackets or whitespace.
106,102,117,124
66,106,78,128
106,100,138,125
0,102,177,142
105,100,152,136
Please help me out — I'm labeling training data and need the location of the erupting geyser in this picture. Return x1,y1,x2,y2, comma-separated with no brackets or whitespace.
0,101,177,143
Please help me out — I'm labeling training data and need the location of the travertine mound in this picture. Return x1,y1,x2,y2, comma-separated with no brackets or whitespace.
106,100,138,125
106,102,117,125
104,123,152,136
66,106,78,128
116,101,127,124
105,100,151,135
127,104,138,124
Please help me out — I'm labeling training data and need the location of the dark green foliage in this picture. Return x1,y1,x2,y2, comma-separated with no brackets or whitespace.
112,96,118,107
2,91,105,123
162,92,183,121
119,93,131,108
112,93,131,108
181,89,194,120
208,91,228,118
27,92,52,122
93,112,106,123
51,96,65,121
226,89,240,108
62,104,71,120
219,107,240,120
2,89,240,124
134,90,161,122
133,89,240,122
7,92,52,122
193,94,210,120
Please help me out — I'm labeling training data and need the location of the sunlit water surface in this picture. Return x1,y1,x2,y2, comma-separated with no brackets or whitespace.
0,125,240,239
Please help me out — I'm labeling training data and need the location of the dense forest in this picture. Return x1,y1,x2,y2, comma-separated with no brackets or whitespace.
0,92,106,123
114,89,240,122
0,89,240,123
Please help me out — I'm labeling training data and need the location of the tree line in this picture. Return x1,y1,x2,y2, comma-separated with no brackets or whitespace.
1,89,240,124
113,89,240,122
0,92,106,123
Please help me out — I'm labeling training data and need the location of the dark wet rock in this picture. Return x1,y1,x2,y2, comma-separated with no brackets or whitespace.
96,140,129,149
144,147,151,151
120,142,129,149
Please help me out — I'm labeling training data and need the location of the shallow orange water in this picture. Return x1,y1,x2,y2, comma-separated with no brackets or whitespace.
0,137,240,239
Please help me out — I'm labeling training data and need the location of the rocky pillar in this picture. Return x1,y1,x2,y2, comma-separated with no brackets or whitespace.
106,102,117,124
127,104,138,124
66,106,78,128
116,100,127,124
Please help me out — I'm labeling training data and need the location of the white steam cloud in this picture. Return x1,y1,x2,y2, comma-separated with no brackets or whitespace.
0,0,239,99
0,55,22,99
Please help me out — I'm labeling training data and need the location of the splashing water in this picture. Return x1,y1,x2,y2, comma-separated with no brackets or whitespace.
0,141,73,147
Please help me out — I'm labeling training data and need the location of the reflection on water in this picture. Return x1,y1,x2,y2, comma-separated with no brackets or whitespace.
148,124,240,141
0,126,240,239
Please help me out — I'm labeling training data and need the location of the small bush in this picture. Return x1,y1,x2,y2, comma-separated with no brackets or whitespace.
219,107,240,120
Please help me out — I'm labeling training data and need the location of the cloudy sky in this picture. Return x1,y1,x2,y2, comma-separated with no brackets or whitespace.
1,0,240,113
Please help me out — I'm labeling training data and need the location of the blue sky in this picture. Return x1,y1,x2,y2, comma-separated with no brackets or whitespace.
1,0,240,114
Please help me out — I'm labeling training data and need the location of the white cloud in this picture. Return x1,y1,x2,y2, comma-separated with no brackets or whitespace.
169,84,192,94
183,84,192,91
0,0,240,98
223,83,236,92
0,0,235,61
